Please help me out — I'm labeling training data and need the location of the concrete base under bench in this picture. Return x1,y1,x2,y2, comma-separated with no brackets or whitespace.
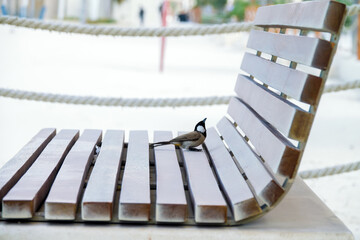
0,178,354,240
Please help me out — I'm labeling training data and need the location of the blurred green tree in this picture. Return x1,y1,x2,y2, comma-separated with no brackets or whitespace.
196,0,227,10
229,0,250,21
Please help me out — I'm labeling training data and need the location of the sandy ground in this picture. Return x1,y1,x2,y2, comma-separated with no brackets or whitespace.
0,25,359,238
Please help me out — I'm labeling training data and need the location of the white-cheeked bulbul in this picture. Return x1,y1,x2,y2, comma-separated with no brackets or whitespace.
151,118,207,151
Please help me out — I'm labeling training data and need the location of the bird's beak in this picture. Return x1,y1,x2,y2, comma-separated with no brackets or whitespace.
203,118,207,122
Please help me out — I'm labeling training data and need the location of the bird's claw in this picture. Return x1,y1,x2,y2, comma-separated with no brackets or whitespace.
189,147,202,152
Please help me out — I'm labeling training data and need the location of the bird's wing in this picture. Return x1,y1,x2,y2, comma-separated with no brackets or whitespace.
170,131,202,143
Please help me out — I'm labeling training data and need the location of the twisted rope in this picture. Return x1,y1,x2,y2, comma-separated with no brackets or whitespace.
0,16,255,36
300,161,360,179
0,80,359,107
0,88,232,107
323,79,360,93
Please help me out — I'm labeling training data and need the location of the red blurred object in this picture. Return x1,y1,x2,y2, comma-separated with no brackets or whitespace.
358,0,360,60
160,0,169,72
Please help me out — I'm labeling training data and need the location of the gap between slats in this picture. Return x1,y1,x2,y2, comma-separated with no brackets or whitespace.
215,117,285,208
234,74,314,142
247,29,333,70
241,52,323,106
0,128,56,202
227,97,302,181
2,130,79,219
202,127,263,221
177,131,227,224
153,131,187,223
243,24,339,117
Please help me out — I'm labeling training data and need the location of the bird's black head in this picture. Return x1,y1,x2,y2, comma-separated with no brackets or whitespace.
194,118,207,137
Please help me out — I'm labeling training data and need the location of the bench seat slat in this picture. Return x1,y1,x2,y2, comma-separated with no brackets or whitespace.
235,74,313,141
2,129,79,219
247,30,333,70
216,118,284,207
45,130,102,220
180,132,227,223
228,97,301,179
0,128,56,201
153,131,187,223
119,131,150,222
81,130,124,221
254,0,346,34
241,53,322,105
205,127,261,221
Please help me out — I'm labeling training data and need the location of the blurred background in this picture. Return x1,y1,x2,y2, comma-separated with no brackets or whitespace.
0,0,357,27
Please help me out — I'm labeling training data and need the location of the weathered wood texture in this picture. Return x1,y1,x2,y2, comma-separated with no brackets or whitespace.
254,0,346,34
81,130,124,221
241,52,323,105
2,130,79,219
153,131,187,223
204,127,261,221
228,98,301,179
0,128,56,201
247,30,333,70
118,131,150,222
45,130,102,220
216,117,284,207
180,132,227,223
235,74,313,141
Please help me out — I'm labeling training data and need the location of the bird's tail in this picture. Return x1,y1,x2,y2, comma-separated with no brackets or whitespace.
150,141,171,148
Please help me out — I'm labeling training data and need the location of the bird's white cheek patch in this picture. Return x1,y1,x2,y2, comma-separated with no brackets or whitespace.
196,126,205,133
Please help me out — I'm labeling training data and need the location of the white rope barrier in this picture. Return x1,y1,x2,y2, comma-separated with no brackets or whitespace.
1,80,359,107
0,16,255,36
0,88,232,107
300,161,360,179
323,79,360,93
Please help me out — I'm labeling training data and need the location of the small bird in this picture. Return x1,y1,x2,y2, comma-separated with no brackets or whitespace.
151,118,207,151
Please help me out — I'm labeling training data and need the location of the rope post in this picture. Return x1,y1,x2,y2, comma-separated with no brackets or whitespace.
160,0,169,73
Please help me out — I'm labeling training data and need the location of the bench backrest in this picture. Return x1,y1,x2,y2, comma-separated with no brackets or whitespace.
208,0,346,221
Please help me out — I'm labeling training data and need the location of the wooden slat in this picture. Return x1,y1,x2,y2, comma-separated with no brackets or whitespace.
118,131,150,222
81,130,124,221
216,117,284,207
228,97,301,179
247,30,333,70
180,131,227,223
2,129,79,219
254,0,346,34
235,74,314,141
45,129,102,220
204,127,261,221
153,131,187,223
241,52,323,105
0,128,56,201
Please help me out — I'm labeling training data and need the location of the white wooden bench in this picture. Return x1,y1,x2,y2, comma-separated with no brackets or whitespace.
0,0,354,239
